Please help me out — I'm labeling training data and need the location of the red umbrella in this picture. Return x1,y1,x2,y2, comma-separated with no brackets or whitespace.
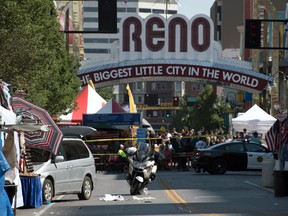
11,97,63,154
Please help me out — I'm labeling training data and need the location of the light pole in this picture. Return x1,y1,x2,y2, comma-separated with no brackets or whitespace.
227,91,237,108
268,70,288,116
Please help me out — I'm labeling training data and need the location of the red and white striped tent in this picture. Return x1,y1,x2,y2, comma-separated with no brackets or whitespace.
60,85,106,124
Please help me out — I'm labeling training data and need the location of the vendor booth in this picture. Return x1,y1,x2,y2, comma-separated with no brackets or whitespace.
232,104,277,135
60,84,107,124
0,81,18,216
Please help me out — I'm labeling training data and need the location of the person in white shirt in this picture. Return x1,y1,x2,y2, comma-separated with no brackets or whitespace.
195,137,207,150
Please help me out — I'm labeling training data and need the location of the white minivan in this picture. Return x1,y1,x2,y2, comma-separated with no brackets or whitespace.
30,137,96,203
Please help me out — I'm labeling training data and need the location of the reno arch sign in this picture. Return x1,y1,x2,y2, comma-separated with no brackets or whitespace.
119,14,214,61
78,14,271,93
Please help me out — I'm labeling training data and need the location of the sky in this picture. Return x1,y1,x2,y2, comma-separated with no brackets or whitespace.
177,0,215,18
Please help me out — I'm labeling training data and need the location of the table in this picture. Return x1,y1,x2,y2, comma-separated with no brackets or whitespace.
4,183,17,215
20,175,42,208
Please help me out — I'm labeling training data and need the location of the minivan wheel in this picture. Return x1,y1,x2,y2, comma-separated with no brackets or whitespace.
78,176,92,200
43,179,53,203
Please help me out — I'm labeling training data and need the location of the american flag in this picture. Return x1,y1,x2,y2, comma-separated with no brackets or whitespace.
282,118,288,144
265,119,281,152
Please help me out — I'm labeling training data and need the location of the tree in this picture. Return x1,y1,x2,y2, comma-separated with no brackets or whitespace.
170,98,191,131
191,85,224,131
96,86,114,101
171,85,225,132
0,0,81,116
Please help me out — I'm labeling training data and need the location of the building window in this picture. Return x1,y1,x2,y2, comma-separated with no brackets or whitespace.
84,49,110,54
153,111,158,117
83,27,98,32
136,82,142,90
139,8,151,13
84,38,109,43
167,10,177,15
175,82,181,91
83,17,98,22
137,96,142,103
152,82,156,90
120,84,125,91
83,7,98,12
146,110,153,117
118,8,126,13
127,8,137,13
119,95,123,103
157,83,161,89
153,9,164,14
217,6,222,22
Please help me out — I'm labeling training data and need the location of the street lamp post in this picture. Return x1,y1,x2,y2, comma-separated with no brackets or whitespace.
227,91,237,108
268,70,288,116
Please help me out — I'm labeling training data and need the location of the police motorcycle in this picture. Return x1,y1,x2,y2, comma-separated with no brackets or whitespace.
125,142,157,195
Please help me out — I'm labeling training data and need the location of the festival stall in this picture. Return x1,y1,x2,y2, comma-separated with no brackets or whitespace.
232,104,277,135
59,84,107,124
0,81,19,216
10,97,65,208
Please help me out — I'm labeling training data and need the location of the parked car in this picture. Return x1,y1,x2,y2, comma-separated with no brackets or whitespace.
29,137,96,203
191,139,275,174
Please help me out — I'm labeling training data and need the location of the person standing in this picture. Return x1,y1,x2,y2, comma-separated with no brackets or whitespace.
118,144,127,158
195,137,207,173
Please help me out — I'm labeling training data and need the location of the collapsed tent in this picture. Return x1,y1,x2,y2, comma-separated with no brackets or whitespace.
60,84,107,123
232,104,277,135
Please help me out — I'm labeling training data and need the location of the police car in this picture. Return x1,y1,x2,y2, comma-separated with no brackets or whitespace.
192,139,275,174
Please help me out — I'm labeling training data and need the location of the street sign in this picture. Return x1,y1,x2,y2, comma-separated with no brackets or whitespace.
187,97,199,102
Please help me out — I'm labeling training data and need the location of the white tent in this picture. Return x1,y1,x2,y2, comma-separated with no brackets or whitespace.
232,104,276,135
0,105,16,125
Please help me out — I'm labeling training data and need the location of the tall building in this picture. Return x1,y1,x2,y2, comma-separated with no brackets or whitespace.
210,0,288,115
83,0,178,60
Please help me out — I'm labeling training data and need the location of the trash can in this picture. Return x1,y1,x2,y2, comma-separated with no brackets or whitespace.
273,171,288,197
261,159,275,188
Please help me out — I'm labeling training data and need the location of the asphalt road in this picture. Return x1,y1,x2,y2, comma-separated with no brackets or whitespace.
17,169,288,216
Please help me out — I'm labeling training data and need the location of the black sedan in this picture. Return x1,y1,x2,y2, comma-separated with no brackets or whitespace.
191,139,275,174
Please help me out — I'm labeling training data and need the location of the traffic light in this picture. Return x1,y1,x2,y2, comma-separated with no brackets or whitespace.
173,97,179,106
98,0,117,33
166,110,171,118
245,19,261,49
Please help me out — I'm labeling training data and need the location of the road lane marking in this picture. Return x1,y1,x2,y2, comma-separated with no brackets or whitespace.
245,181,274,193
158,179,186,204
36,195,64,216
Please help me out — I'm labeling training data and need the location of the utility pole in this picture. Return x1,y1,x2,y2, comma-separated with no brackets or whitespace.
267,1,279,117
252,0,260,106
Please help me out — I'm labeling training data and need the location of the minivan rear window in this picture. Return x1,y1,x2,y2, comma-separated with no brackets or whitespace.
62,140,90,161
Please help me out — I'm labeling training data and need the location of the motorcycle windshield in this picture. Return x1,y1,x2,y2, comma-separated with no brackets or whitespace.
136,143,149,162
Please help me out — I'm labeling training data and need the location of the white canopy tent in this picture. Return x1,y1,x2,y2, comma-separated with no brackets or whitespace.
232,104,276,135
0,105,16,125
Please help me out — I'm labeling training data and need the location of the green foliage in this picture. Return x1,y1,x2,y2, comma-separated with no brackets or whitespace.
0,0,81,116
96,86,114,101
171,85,225,131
